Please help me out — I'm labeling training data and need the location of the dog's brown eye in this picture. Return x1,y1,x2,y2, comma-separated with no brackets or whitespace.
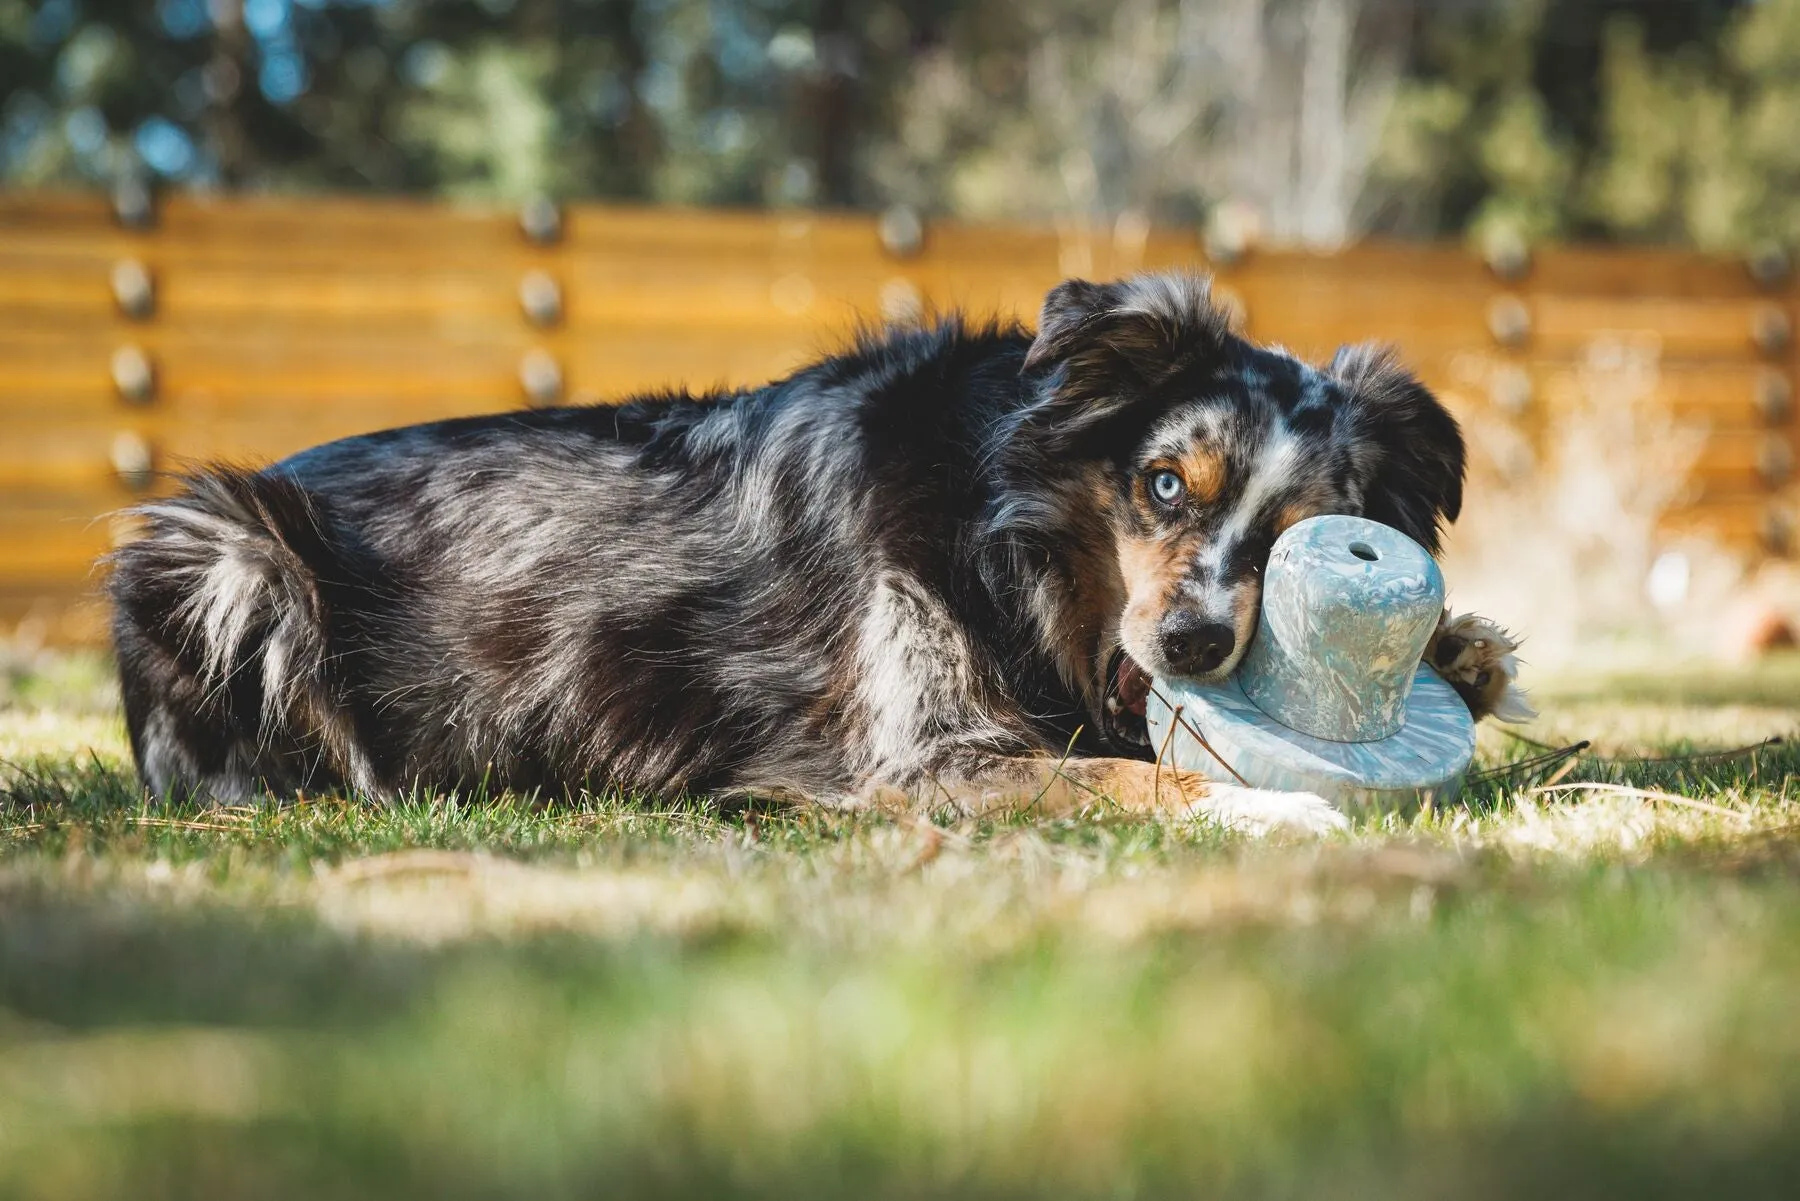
1149,470,1186,507
1474,670,1493,688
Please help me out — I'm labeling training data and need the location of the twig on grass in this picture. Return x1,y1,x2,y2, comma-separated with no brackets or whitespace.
1152,703,1191,813
1026,725,1103,817
1475,734,1789,794
124,816,247,833
1502,732,1784,768
1144,682,1249,787
1541,754,1583,789
1153,707,1170,803
1601,736,1786,766
11,815,252,835
1531,781,1750,821
9,817,253,835
1468,741,1590,788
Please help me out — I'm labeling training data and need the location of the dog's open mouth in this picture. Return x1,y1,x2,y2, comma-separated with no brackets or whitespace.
1102,648,1153,751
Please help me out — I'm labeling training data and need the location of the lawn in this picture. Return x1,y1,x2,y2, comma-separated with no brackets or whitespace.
3,652,1799,1200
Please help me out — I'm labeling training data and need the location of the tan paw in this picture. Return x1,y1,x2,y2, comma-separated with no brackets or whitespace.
1426,610,1536,723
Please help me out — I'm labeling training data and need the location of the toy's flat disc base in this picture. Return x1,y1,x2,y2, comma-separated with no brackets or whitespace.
1146,665,1477,812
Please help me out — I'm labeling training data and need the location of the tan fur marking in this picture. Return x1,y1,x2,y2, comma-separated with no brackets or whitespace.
1115,529,1202,665
1276,503,1314,537
1229,585,1260,644
863,755,1215,819
1178,448,1226,505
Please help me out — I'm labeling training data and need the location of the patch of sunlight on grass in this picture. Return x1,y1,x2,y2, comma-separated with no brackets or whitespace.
0,710,128,764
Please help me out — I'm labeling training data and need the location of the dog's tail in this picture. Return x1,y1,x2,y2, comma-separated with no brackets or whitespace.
107,465,369,793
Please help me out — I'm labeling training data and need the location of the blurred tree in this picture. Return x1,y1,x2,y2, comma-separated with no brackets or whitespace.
3,0,1796,250
0,0,959,206
868,0,1423,245
1368,0,1754,247
1578,0,1800,250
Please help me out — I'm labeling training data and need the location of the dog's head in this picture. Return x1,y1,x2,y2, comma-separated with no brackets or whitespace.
1013,272,1465,752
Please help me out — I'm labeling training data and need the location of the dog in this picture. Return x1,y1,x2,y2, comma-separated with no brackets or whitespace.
108,272,1529,833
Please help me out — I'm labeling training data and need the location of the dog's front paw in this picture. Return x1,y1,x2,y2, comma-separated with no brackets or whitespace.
1427,610,1536,723
1189,785,1350,837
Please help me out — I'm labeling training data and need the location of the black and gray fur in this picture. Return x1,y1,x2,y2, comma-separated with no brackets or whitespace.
108,272,1472,807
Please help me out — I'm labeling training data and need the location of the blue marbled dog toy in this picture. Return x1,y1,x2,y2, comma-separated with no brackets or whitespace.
1145,514,1476,812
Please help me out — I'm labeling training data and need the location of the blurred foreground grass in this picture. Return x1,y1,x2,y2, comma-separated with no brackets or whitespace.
2,654,1799,1200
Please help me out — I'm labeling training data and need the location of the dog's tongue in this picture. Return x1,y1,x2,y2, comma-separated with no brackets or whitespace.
1114,655,1151,716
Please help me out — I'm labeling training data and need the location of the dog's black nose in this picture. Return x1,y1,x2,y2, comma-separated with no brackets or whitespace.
1159,612,1236,678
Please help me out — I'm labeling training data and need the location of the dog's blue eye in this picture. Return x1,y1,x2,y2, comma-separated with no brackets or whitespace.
1149,470,1186,507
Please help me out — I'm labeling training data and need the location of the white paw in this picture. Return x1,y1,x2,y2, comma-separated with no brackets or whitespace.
1190,785,1350,836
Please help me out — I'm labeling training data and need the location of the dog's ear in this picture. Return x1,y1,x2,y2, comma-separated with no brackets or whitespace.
1021,279,1117,375
1019,273,1230,449
1332,344,1465,554
1023,273,1229,377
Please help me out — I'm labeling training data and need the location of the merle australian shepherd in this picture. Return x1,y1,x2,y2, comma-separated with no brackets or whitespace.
108,272,1529,834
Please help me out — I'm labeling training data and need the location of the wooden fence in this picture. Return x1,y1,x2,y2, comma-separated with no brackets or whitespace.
3,190,1797,642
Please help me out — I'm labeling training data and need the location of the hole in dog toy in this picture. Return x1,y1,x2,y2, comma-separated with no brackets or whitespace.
1348,541,1379,562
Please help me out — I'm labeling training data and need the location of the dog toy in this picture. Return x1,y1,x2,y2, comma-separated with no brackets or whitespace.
1146,514,1476,812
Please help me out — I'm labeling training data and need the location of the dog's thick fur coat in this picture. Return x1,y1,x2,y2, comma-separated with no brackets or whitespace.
110,273,1518,831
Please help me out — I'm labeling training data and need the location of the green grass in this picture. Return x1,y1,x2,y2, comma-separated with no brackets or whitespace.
3,654,1800,1200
